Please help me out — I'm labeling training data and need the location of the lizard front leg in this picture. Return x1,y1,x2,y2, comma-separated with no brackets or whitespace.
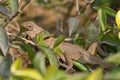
58,51,75,72
63,51,75,72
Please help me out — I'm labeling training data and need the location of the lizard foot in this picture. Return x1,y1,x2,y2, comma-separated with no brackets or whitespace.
59,63,75,73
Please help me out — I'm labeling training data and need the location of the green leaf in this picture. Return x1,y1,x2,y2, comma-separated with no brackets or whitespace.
101,33,120,46
53,35,65,49
68,17,80,37
20,43,35,61
35,31,49,47
0,55,11,79
9,76,22,80
91,0,112,7
105,52,120,64
73,61,89,72
73,34,84,46
101,6,116,17
85,21,100,46
86,68,103,80
33,51,46,76
11,58,22,73
11,58,43,80
42,30,53,38
66,73,87,80
8,0,19,16
116,10,120,29
54,47,63,54
98,8,107,32
45,66,66,80
118,32,120,39
35,32,44,46
105,68,120,80
0,18,4,25
39,46,58,68
0,26,9,56
0,5,11,17
12,68,43,80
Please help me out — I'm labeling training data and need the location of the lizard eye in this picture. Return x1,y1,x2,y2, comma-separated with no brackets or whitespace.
27,25,33,31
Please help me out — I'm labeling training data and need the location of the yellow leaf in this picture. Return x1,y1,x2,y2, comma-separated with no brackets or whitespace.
11,58,43,80
0,76,3,80
11,58,22,73
118,32,120,39
116,10,120,29
14,69,43,80
86,68,103,80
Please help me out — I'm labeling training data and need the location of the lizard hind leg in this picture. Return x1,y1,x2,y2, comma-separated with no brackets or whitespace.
87,41,98,55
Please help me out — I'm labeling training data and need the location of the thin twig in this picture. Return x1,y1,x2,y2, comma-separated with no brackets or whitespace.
7,32,36,46
76,0,80,15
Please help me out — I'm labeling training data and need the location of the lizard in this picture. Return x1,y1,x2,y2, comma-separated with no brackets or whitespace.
21,21,115,71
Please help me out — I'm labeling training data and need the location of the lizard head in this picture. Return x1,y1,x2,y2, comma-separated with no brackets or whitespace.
21,21,35,31
21,21,44,38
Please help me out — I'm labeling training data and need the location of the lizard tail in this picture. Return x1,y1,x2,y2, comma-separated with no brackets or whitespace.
80,53,115,69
